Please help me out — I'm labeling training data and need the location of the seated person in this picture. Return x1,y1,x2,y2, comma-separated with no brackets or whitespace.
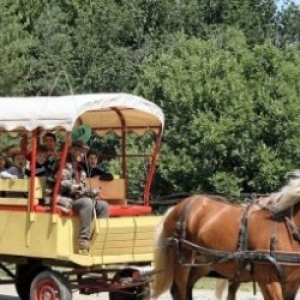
84,150,113,181
25,145,50,177
0,152,27,179
0,154,11,197
0,153,10,172
0,152,28,197
43,132,57,153
45,141,109,253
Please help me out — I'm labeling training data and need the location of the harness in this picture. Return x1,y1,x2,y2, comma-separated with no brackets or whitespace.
167,198,300,288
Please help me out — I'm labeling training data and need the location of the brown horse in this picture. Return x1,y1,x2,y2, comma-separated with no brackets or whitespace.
153,178,300,300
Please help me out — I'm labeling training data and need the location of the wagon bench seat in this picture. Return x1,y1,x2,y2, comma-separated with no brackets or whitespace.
0,177,152,216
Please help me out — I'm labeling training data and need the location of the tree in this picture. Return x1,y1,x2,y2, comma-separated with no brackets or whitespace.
136,28,300,196
276,1,300,46
24,2,76,95
0,2,32,95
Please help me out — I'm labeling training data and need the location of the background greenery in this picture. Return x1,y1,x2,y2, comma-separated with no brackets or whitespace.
1,0,300,201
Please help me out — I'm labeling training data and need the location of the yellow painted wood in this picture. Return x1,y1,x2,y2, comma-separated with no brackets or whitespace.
0,179,29,191
93,233,135,241
133,253,153,262
0,177,46,205
103,240,135,248
102,254,134,264
133,240,154,247
0,198,28,205
133,246,154,254
85,178,126,200
135,232,156,239
0,208,162,267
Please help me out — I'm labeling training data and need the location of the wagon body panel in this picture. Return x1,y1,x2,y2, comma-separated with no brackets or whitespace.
0,93,164,298
0,209,162,266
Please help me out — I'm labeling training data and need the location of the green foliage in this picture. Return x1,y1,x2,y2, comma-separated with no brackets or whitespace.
25,3,76,95
0,3,32,95
276,2,300,46
1,0,300,200
137,28,300,195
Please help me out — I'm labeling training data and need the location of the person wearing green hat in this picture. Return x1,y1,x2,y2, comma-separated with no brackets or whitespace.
45,139,109,254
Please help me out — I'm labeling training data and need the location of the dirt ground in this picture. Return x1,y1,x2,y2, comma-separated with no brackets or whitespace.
0,283,265,300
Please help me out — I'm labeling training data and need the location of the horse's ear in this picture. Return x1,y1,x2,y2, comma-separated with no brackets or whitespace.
284,170,300,181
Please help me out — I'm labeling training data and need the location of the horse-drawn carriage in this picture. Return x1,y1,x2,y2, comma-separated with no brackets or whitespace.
0,93,164,300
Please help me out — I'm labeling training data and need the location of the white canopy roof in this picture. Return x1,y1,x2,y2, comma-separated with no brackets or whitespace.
0,93,164,135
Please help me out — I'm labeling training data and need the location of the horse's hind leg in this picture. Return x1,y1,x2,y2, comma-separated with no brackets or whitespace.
171,267,190,300
171,265,191,300
171,251,194,300
186,266,211,300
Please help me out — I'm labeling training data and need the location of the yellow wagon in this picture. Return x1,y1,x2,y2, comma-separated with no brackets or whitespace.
0,93,164,300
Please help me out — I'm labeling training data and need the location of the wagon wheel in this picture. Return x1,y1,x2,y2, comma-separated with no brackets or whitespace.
15,263,49,300
109,269,150,300
30,270,72,300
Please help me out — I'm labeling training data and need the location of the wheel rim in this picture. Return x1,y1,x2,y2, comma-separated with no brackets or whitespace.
35,279,60,300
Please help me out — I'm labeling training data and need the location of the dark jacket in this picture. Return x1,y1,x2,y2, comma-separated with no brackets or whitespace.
44,157,99,210
25,162,49,177
83,165,114,181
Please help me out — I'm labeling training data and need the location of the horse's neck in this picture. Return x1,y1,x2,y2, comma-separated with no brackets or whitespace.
292,203,300,224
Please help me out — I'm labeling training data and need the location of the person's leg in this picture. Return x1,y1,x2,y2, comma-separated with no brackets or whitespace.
72,197,94,252
95,200,109,218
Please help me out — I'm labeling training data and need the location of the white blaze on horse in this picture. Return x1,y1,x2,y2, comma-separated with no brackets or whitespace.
152,172,300,300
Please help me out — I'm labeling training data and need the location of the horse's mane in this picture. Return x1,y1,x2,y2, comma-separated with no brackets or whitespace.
268,178,300,213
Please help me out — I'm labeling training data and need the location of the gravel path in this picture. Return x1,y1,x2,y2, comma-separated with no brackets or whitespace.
0,283,265,300
3,283,300,300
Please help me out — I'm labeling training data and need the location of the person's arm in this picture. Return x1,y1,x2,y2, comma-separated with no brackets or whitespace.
0,167,18,179
92,167,114,181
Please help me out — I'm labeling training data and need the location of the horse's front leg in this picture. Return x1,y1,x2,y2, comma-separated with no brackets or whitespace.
282,280,299,300
258,281,283,300
226,281,241,300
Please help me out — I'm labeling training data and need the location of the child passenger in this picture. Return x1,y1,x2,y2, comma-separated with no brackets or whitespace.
25,145,49,177
0,152,28,198
0,152,27,179
0,154,10,172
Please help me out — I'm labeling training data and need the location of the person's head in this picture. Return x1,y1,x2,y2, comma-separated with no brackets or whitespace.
87,150,99,168
43,132,56,151
0,154,9,169
12,153,27,169
36,145,48,165
70,141,86,162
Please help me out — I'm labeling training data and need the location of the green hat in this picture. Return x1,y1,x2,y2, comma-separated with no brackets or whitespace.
71,125,91,143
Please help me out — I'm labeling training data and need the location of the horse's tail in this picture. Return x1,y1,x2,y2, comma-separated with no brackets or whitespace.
152,207,175,298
